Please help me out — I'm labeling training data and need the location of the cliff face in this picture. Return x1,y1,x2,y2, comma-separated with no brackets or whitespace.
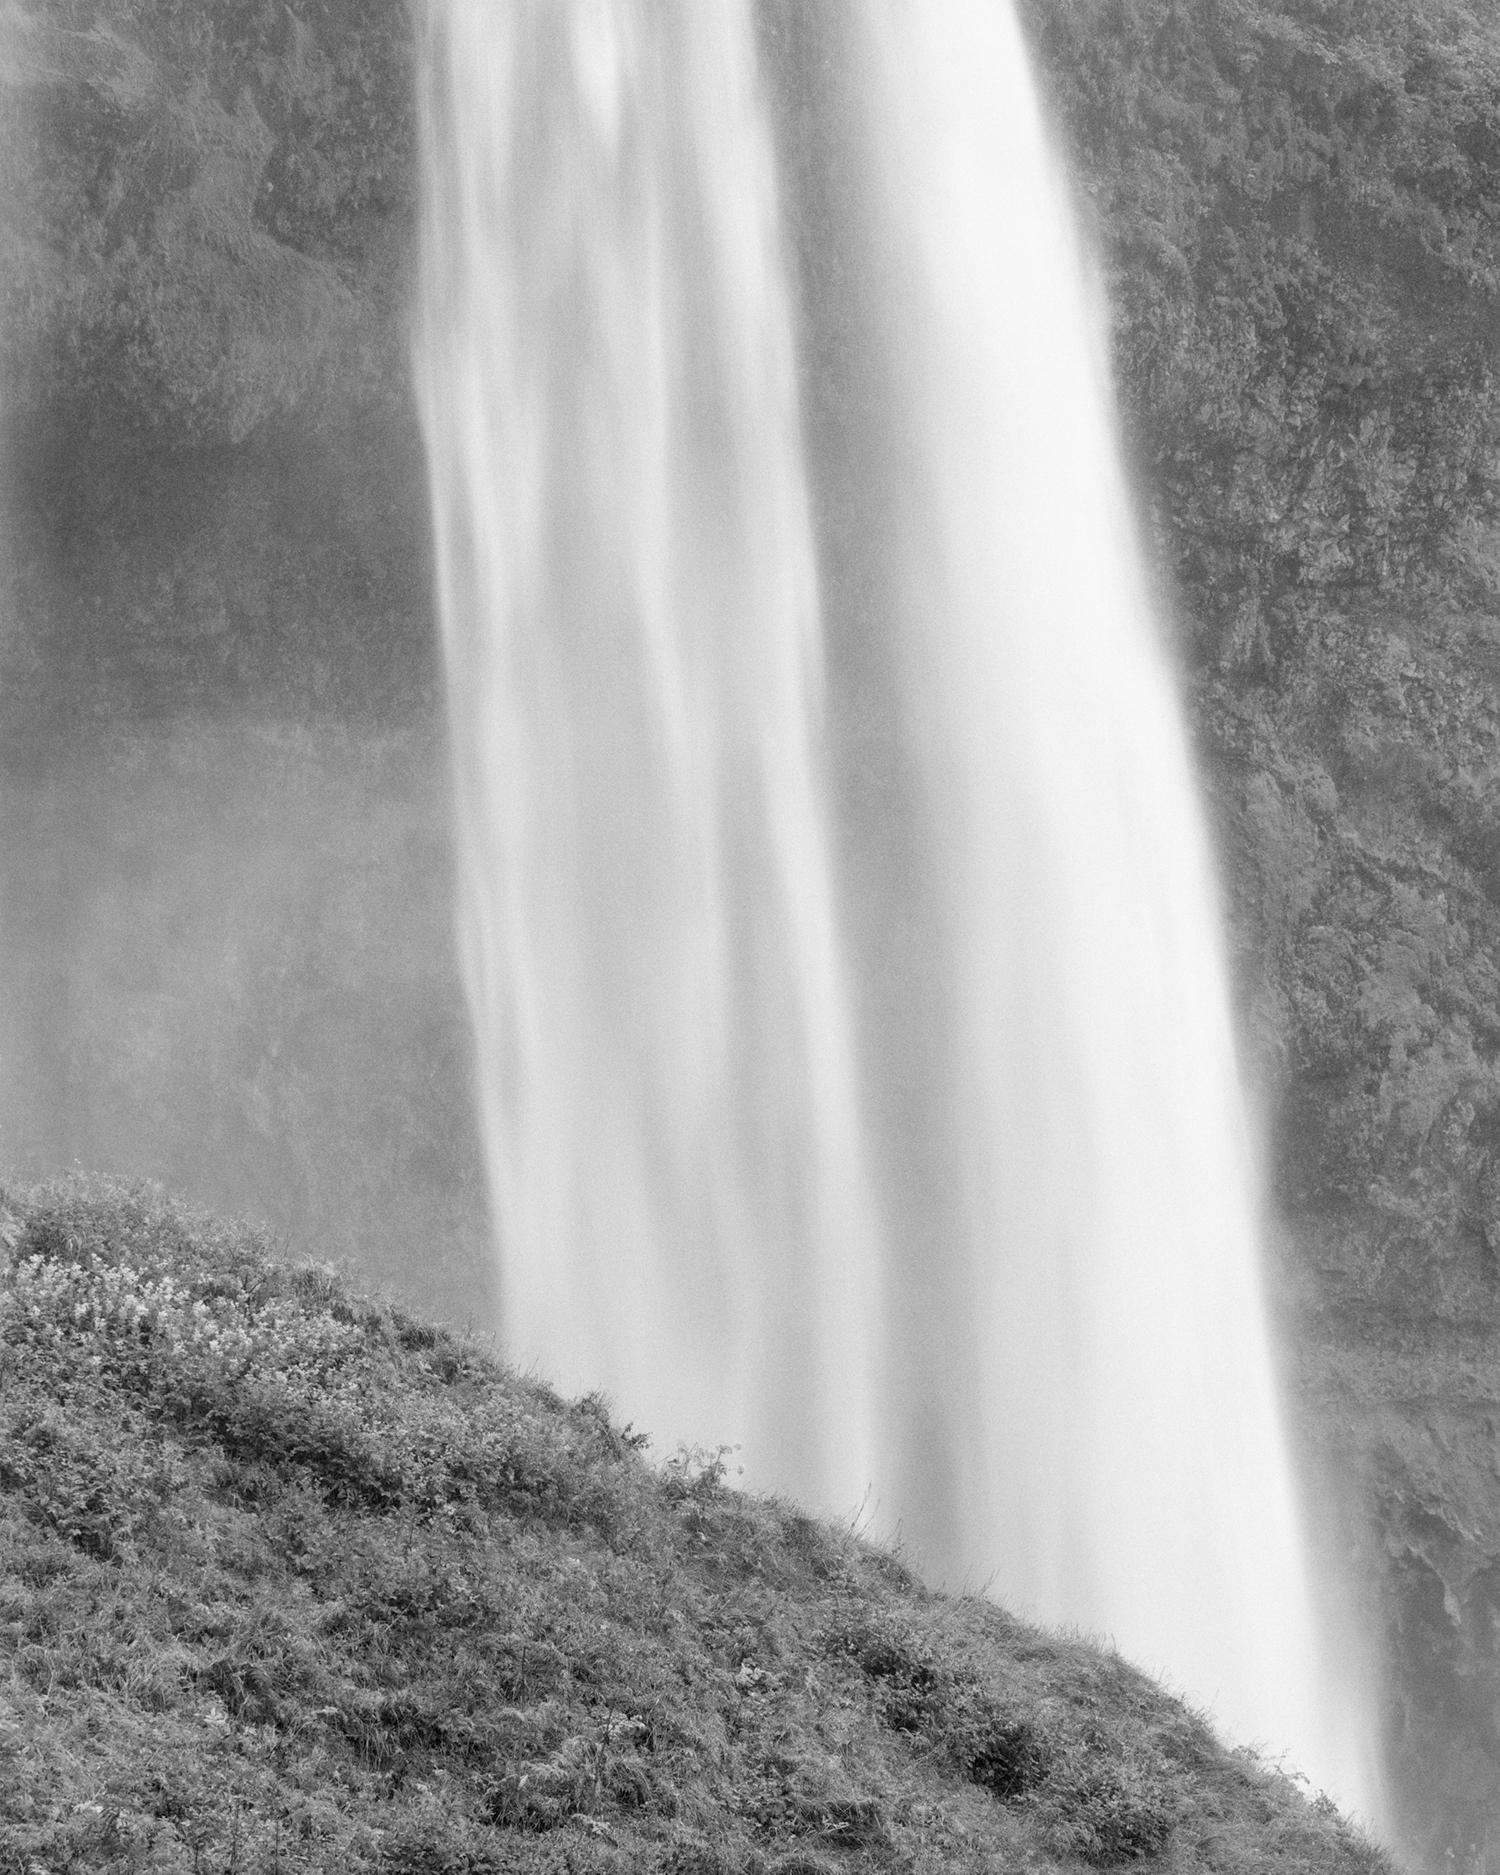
5,0,1500,1863
1,0,411,447
0,0,493,1320
1,0,431,719
1020,0,1500,1861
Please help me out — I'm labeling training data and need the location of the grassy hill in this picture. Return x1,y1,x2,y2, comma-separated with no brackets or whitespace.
0,1180,1388,1875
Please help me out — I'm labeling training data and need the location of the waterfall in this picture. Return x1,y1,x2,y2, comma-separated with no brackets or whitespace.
415,0,1381,1820
411,2,881,1512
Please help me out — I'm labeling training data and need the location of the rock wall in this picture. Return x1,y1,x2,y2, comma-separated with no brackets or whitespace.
0,0,492,1321
1021,1,1500,1861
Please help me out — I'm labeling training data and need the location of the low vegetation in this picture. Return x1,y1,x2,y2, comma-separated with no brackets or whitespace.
0,1180,1390,1874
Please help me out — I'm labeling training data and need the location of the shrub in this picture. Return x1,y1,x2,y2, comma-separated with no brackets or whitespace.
965,1712,1053,1799
826,1614,950,1732
1038,1740,1180,1866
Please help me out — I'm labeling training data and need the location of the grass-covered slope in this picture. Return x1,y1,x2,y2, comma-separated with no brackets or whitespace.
0,1182,1386,1875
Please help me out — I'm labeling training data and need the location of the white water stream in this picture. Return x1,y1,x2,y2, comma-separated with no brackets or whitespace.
415,0,1380,1819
